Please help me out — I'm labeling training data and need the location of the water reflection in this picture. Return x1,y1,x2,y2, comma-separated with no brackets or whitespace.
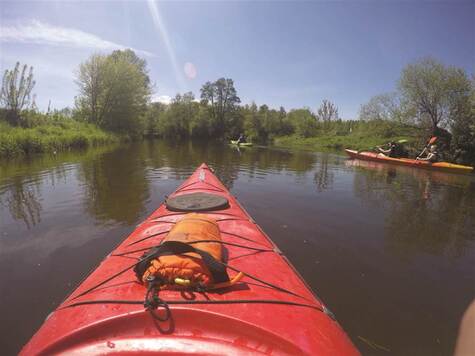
347,159,475,258
0,154,75,229
1,141,474,355
313,153,335,192
0,177,42,229
141,140,319,188
79,144,150,225
0,141,321,229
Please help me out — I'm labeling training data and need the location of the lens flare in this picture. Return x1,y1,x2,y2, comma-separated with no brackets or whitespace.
184,62,197,79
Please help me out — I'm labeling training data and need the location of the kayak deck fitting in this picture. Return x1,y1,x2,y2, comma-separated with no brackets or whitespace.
21,163,358,355
345,149,474,174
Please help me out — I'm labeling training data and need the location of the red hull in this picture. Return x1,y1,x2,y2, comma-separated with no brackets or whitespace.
21,163,359,355
345,149,473,174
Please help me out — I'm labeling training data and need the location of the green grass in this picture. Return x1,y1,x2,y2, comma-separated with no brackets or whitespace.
273,133,412,152
272,122,423,153
0,120,119,157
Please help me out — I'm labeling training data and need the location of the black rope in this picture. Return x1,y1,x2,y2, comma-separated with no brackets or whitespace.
152,217,249,224
221,230,271,247
177,179,225,193
126,230,170,247
112,239,274,257
128,228,271,248
60,298,323,312
143,276,171,322
156,211,241,220
70,240,309,304
222,262,312,302
70,263,138,301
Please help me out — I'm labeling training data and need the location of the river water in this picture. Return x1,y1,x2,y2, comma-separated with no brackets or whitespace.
1,140,474,355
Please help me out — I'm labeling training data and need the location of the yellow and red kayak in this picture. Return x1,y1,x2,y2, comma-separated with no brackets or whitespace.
345,149,473,174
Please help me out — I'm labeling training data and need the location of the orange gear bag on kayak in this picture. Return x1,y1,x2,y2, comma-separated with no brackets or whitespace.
134,213,242,290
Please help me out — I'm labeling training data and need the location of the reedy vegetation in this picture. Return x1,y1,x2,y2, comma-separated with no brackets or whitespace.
0,113,118,157
0,51,474,164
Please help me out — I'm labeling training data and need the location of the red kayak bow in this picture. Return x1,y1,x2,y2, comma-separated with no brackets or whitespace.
21,163,359,355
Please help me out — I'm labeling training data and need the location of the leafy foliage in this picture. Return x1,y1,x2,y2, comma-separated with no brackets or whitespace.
317,99,339,122
75,50,151,135
200,78,241,136
1,53,474,165
287,108,318,138
399,57,472,133
450,76,475,164
0,62,36,126
358,57,474,164
359,93,414,124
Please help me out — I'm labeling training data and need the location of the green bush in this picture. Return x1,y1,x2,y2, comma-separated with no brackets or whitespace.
0,117,119,157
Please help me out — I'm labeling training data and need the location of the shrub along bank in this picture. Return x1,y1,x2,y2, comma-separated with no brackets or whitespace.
273,120,423,154
0,119,119,157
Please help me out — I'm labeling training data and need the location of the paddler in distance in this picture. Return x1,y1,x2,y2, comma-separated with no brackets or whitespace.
416,144,438,162
236,133,246,145
376,141,407,158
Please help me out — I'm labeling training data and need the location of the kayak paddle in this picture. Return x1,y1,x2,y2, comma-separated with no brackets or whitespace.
358,139,408,153
417,136,437,158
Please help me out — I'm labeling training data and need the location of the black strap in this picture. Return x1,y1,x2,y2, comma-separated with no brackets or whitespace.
61,298,324,313
134,241,230,284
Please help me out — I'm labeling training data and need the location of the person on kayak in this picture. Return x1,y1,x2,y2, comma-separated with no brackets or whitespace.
236,133,246,144
377,141,407,158
416,144,438,162
417,136,438,159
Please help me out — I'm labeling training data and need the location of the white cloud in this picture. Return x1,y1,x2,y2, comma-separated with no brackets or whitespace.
151,94,172,105
0,20,154,57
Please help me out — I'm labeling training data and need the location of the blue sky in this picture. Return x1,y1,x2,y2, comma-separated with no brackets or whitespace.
1,1,473,119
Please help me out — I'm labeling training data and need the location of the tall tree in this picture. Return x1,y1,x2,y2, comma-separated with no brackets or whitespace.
200,78,240,135
288,108,318,137
75,54,106,125
317,99,339,123
359,93,414,123
242,103,259,141
75,50,151,135
399,57,471,133
278,106,294,135
0,62,36,126
450,76,475,164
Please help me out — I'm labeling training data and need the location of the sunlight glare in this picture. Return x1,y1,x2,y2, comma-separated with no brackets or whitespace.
146,0,185,90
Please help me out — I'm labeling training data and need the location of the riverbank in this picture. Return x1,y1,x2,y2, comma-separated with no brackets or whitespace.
272,126,419,153
0,121,119,157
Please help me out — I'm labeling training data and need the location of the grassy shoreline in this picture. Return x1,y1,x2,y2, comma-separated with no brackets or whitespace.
0,121,120,157
0,120,421,158
272,127,418,154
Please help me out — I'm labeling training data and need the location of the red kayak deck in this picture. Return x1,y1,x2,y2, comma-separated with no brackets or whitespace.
21,163,359,355
345,149,473,174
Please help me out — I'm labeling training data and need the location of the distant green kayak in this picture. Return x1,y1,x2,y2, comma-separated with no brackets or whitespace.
230,140,253,147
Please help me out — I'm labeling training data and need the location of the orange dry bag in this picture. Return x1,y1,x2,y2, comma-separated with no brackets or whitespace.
134,213,242,290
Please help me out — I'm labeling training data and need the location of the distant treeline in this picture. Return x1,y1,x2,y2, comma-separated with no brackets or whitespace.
145,94,344,142
0,50,474,164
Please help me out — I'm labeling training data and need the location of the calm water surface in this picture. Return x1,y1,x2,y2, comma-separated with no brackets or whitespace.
1,141,474,355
